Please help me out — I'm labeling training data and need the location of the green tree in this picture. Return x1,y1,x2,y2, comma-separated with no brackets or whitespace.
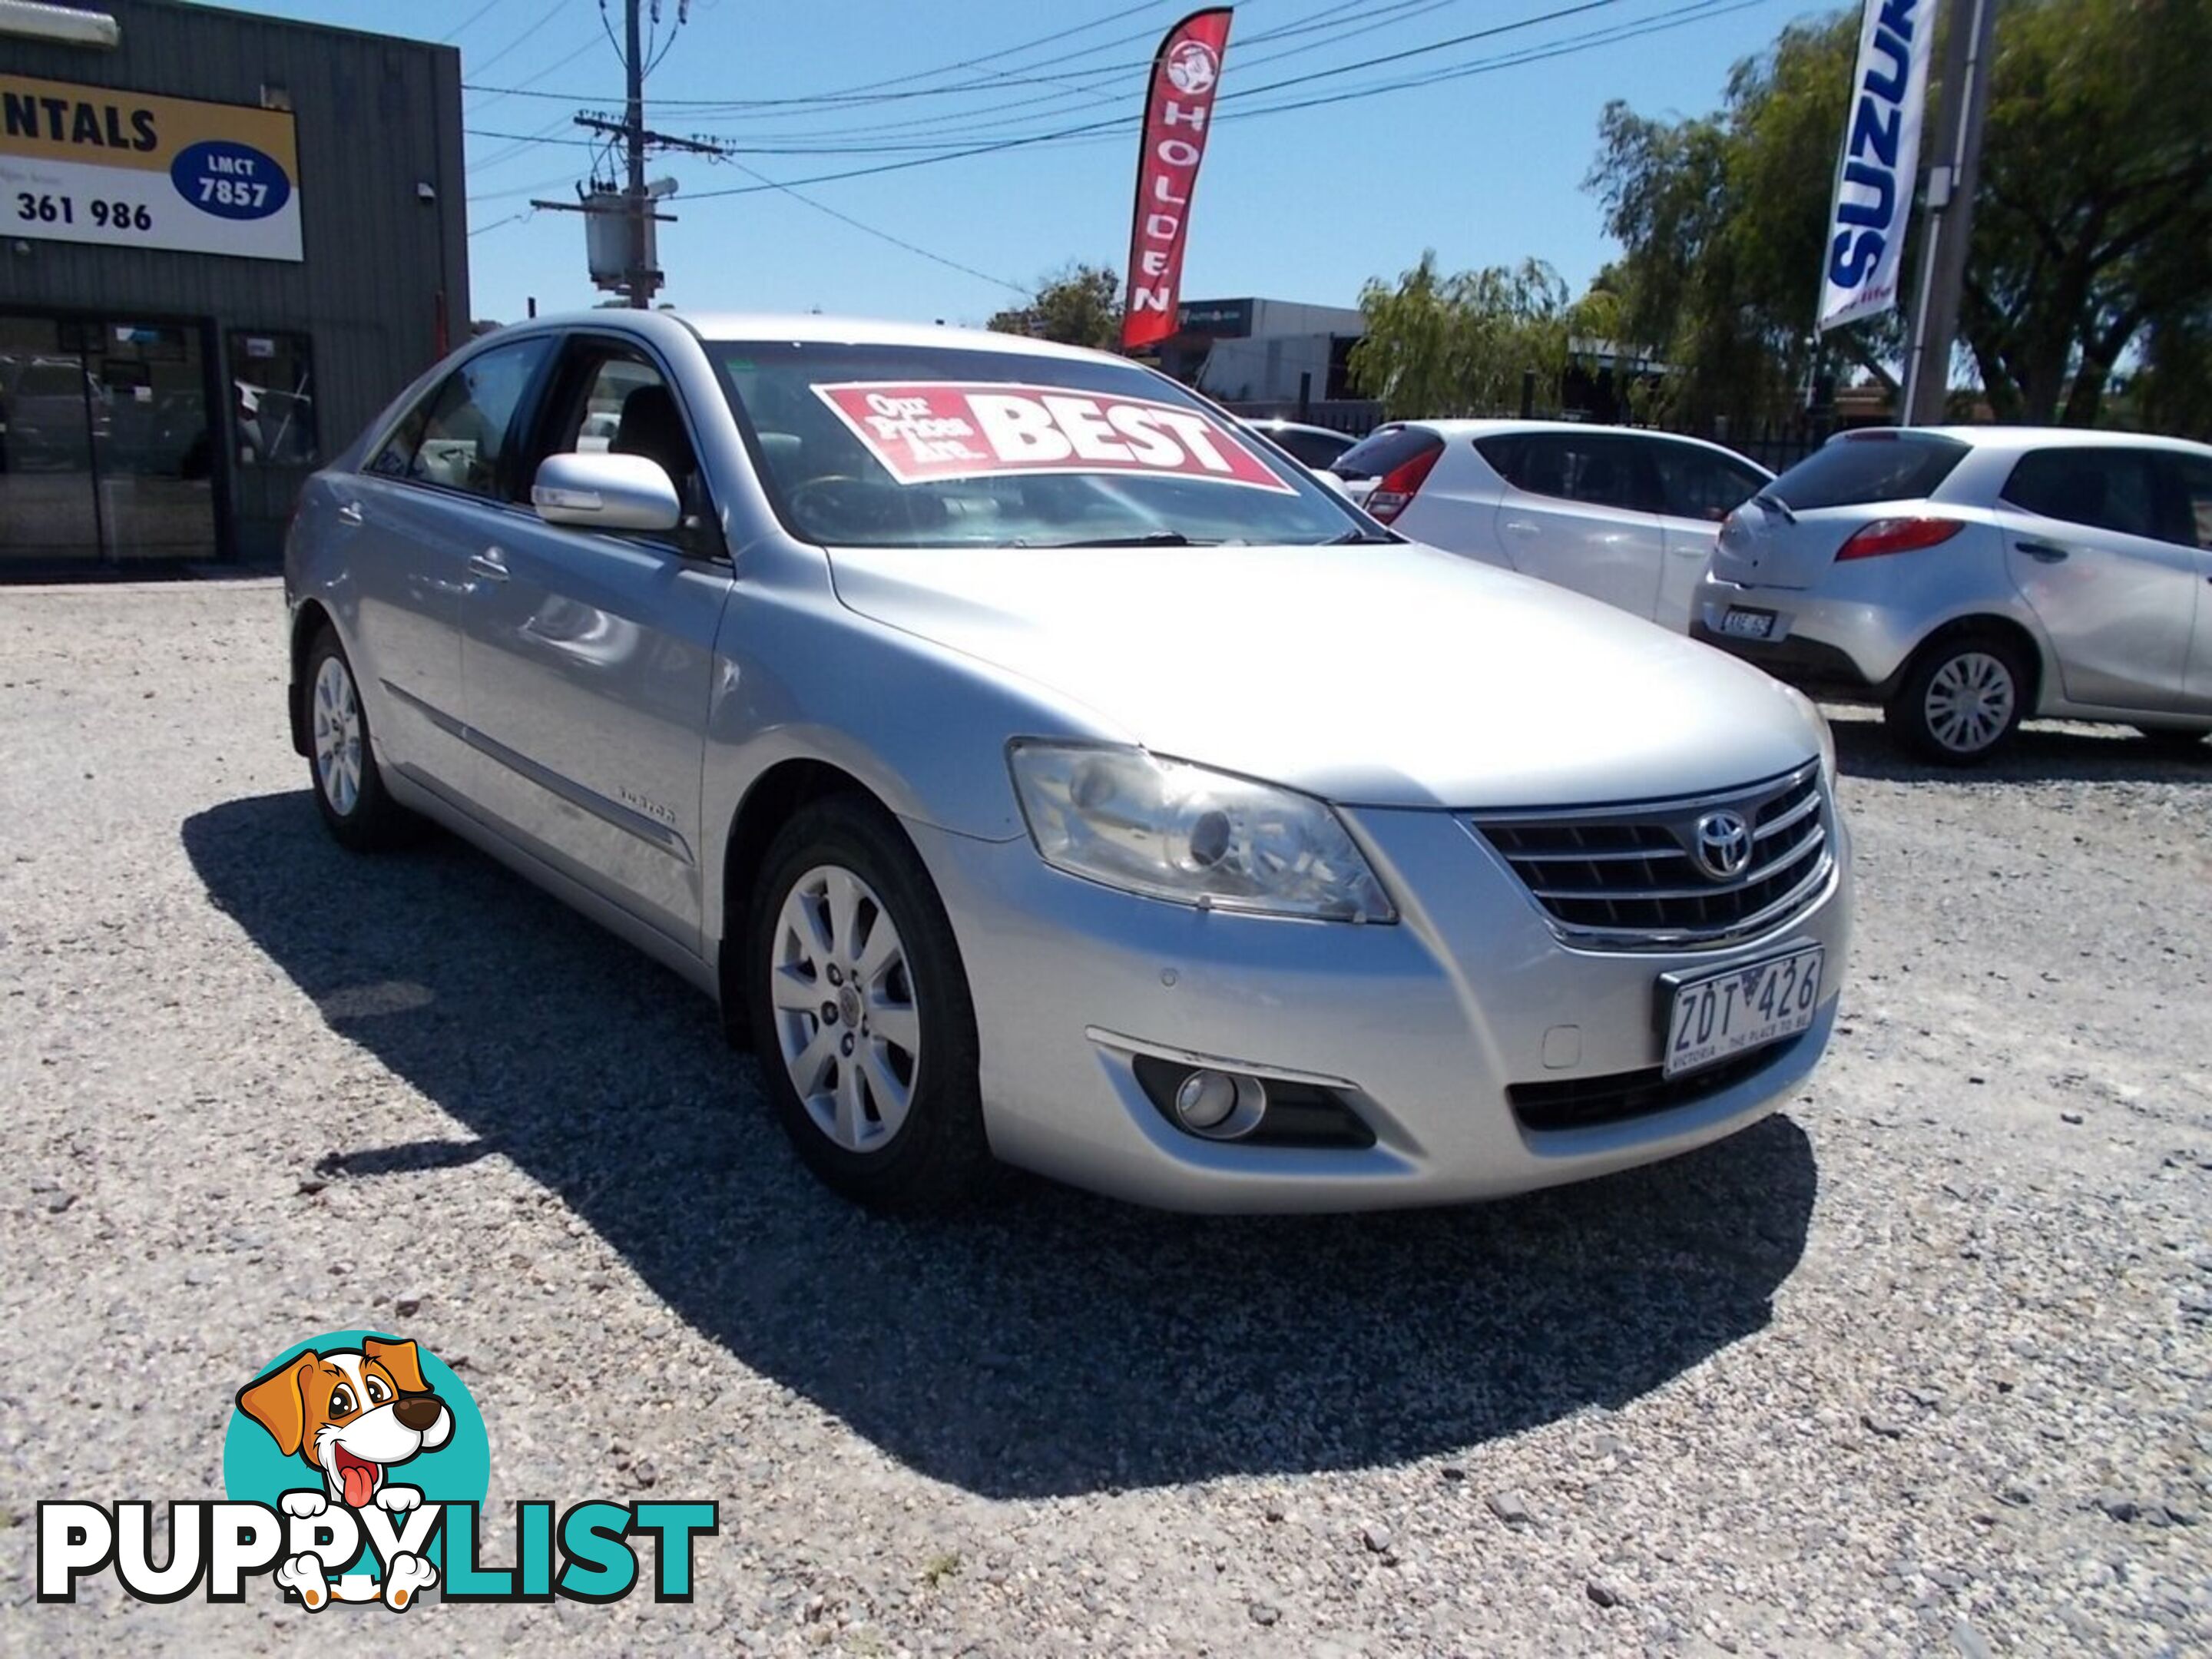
1349,252,1604,419
986,262,1124,350
1587,0,2212,429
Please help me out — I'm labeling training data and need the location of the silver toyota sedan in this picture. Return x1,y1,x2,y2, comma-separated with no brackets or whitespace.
284,311,1852,1212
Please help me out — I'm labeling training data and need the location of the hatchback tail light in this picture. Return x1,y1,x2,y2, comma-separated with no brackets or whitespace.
1835,517,1966,560
1363,444,1441,525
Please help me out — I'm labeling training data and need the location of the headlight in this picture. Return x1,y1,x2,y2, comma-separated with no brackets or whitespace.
1006,741,1396,922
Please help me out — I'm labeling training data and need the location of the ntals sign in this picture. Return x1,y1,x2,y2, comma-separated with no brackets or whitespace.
1,75,303,262
1816,0,1932,333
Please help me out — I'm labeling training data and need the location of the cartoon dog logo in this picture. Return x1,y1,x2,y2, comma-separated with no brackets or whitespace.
235,1336,451,1609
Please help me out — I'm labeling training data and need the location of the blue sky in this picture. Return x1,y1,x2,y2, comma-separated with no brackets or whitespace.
225,0,1835,325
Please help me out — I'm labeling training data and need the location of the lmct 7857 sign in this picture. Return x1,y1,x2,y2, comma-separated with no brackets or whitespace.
1,75,303,262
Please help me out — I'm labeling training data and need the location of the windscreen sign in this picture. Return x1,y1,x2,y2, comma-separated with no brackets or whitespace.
2,75,303,262
813,382,1293,492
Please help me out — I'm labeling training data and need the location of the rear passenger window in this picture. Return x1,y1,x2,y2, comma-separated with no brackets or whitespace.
1651,443,1767,522
1508,434,1656,512
367,336,551,500
2157,453,2212,550
2001,448,2163,541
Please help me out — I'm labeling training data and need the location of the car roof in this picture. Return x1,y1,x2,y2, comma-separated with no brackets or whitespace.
1376,418,1769,469
1874,425,2212,457
510,309,1124,367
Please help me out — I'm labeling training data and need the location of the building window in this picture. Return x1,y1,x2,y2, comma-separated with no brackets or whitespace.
228,330,318,466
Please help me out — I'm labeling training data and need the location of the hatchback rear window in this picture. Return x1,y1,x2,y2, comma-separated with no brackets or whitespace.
1329,424,1440,482
1767,432,1969,509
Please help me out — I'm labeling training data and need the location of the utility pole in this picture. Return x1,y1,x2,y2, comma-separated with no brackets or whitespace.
623,0,648,308
1899,0,1998,426
530,0,726,307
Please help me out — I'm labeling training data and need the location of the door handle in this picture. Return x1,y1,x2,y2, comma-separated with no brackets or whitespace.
335,500,363,528
1503,519,1540,537
467,548,510,581
2015,539,2069,563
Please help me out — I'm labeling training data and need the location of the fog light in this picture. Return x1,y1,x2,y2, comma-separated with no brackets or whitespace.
1170,1068,1267,1139
1174,1068,1239,1130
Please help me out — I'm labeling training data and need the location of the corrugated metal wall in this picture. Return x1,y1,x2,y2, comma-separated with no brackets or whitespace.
3,0,469,558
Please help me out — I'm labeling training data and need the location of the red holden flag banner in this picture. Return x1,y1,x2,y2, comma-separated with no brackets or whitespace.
1121,8,1234,351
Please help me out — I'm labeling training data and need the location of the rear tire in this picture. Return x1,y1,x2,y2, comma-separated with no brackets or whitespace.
1884,633,2028,765
305,628,414,851
746,794,992,1211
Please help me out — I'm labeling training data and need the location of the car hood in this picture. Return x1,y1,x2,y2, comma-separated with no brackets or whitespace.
828,541,1824,808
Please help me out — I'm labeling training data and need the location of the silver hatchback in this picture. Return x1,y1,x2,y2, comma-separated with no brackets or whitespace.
1694,427,2212,762
286,311,1849,1212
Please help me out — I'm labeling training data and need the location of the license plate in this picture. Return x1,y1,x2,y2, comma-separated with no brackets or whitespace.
1720,607,1776,639
1662,945,1824,1079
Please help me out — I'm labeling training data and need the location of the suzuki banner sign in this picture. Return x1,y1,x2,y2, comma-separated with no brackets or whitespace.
1816,0,1933,333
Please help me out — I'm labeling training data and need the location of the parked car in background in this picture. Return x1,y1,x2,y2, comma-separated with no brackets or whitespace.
285,310,1849,1214
1693,427,2212,763
1328,420,1770,631
1239,417,1360,472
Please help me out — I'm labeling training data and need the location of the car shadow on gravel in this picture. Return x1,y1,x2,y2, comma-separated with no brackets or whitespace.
186,792,1817,1500
1830,714,2210,785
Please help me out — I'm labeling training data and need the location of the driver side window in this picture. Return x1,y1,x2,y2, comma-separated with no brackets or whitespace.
533,343,717,551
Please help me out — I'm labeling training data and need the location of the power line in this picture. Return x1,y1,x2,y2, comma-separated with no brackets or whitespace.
721,160,1031,294
444,0,515,45
673,0,1764,192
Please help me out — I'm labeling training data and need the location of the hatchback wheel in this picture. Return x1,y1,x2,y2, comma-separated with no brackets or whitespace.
306,629,413,849
747,796,991,1210
1886,634,2027,765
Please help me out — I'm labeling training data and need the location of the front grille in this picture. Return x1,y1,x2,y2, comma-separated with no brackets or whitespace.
1508,1037,1803,1134
1468,761,1832,949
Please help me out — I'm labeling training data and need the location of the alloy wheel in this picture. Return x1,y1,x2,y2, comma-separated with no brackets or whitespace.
769,863,922,1154
312,654,365,816
1923,651,2015,755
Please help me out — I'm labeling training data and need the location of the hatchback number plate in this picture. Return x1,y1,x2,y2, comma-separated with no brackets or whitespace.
1662,945,1824,1079
1720,606,1777,639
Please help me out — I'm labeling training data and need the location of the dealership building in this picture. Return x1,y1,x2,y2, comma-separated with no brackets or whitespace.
1,0,467,568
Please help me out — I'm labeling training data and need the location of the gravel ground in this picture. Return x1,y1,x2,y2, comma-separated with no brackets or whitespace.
2,578,2207,1657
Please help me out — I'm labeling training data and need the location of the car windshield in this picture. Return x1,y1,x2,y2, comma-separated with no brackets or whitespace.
1766,432,1971,510
710,340,1360,548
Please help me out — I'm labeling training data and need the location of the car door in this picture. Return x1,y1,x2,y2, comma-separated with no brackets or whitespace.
1487,432,1669,619
1645,438,1770,633
346,334,554,790
458,334,733,953
1995,445,2196,713
2156,449,2212,713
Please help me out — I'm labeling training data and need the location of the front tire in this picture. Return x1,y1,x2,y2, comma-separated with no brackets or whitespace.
305,629,413,850
746,795,992,1211
1885,634,2028,765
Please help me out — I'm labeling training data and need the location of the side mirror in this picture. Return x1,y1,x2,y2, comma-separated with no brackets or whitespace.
531,451,681,532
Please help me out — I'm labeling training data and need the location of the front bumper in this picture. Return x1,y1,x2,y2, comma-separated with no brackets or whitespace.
909,798,1852,1214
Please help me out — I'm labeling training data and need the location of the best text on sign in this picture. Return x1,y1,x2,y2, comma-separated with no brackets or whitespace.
1,75,303,263
813,382,1293,492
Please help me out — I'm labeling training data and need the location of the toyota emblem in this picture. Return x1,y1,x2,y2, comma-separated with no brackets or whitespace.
1692,810,1753,881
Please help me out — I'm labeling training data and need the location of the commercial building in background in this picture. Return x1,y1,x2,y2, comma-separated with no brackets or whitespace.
1153,297,1367,410
1,0,466,568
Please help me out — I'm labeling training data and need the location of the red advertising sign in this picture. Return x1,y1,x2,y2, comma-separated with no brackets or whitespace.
1121,8,1234,351
813,381,1293,492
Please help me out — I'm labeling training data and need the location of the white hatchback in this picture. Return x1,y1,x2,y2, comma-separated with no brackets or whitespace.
1330,420,1771,631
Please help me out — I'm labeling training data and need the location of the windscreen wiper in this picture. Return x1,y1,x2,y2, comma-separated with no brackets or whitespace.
1037,531,1207,548
1753,489,1796,525
1321,529,1399,545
